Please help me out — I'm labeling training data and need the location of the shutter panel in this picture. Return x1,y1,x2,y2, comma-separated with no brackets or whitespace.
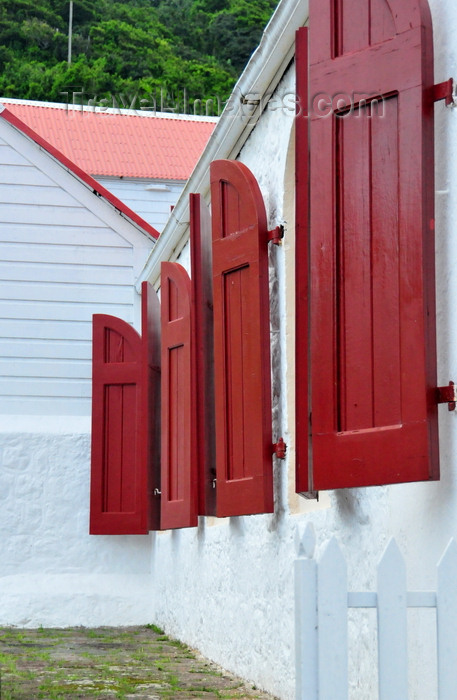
160,261,198,529
295,27,311,494
141,281,161,531
90,314,146,534
211,159,273,517
190,193,216,516
305,0,438,491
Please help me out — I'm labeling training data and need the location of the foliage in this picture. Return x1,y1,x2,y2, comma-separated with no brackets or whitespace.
0,0,279,112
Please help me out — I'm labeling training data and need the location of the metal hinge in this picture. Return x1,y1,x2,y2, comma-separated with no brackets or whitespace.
268,225,284,246
436,381,457,411
433,78,456,106
272,437,287,459
153,488,162,496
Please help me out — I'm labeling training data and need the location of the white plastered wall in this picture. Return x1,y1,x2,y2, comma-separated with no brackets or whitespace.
1,2,457,700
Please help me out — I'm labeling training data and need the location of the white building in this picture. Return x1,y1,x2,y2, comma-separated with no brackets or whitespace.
1,1,457,699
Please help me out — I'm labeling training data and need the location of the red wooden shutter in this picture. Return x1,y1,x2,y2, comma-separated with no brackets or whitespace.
295,27,311,494
160,261,198,529
190,193,216,516
303,0,438,491
90,283,161,533
141,281,161,531
211,159,273,517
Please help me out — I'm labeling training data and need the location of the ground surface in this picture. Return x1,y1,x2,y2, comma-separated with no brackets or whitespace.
0,626,279,699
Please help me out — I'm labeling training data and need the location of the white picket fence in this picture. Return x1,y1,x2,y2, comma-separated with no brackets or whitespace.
294,524,457,700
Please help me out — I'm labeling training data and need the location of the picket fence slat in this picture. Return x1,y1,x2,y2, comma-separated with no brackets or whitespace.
437,539,457,700
295,529,457,700
294,523,318,700
377,539,408,700
318,538,348,700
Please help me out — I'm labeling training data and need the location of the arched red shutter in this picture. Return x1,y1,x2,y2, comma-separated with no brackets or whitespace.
90,298,159,534
160,261,198,529
302,0,438,491
190,193,216,516
211,159,273,517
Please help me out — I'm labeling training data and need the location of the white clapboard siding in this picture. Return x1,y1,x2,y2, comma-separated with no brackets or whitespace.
0,224,131,247
0,144,30,166
1,319,93,341
1,242,133,266
0,339,92,360
0,377,92,398
4,395,90,415
0,358,91,379
0,203,102,227
1,263,133,285
3,282,133,305
0,183,80,207
0,301,131,322
96,177,185,232
0,164,57,187
0,115,155,415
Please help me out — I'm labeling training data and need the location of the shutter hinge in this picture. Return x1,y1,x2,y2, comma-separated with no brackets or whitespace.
268,225,284,246
272,437,287,459
153,488,161,496
436,381,457,411
432,78,456,106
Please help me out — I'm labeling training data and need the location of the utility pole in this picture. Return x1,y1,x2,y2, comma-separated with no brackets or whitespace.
68,1,73,64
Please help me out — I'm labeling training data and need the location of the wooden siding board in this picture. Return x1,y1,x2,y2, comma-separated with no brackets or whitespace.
0,204,103,227
0,224,131,247
0,358,91,379
0,396,90,415
1,243,134,267
1,263,133,285
1,319,94,341
0,164,56,187
0,300,131,322
0,144,30,166
0,377,92,397
0,339,91,360
2,282,133,305
0,184,80,207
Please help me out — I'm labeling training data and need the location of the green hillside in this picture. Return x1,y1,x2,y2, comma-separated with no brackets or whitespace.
0,0,279,114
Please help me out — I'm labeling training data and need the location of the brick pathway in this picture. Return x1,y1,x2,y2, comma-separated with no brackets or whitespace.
0,626,279,699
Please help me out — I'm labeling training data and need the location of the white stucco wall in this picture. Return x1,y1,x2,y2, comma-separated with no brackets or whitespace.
2,2,457,700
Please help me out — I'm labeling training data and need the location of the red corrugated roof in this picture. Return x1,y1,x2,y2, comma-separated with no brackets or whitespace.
3,102,216,180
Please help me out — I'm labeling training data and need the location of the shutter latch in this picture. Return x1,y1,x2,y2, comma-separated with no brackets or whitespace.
433,79,456,106
436,381,457,411
273,437,287,459
268,225,284,246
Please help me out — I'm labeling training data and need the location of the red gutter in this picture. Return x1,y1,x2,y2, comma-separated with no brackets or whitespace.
0,106,159,242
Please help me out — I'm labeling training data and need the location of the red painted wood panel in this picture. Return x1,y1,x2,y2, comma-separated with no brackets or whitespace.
295,27,311,494
211,159,273,517
304,0,438,491
160,261,198,529
190,194,216,515
141,281,161,531
90,284,161,534
90,315,145,534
